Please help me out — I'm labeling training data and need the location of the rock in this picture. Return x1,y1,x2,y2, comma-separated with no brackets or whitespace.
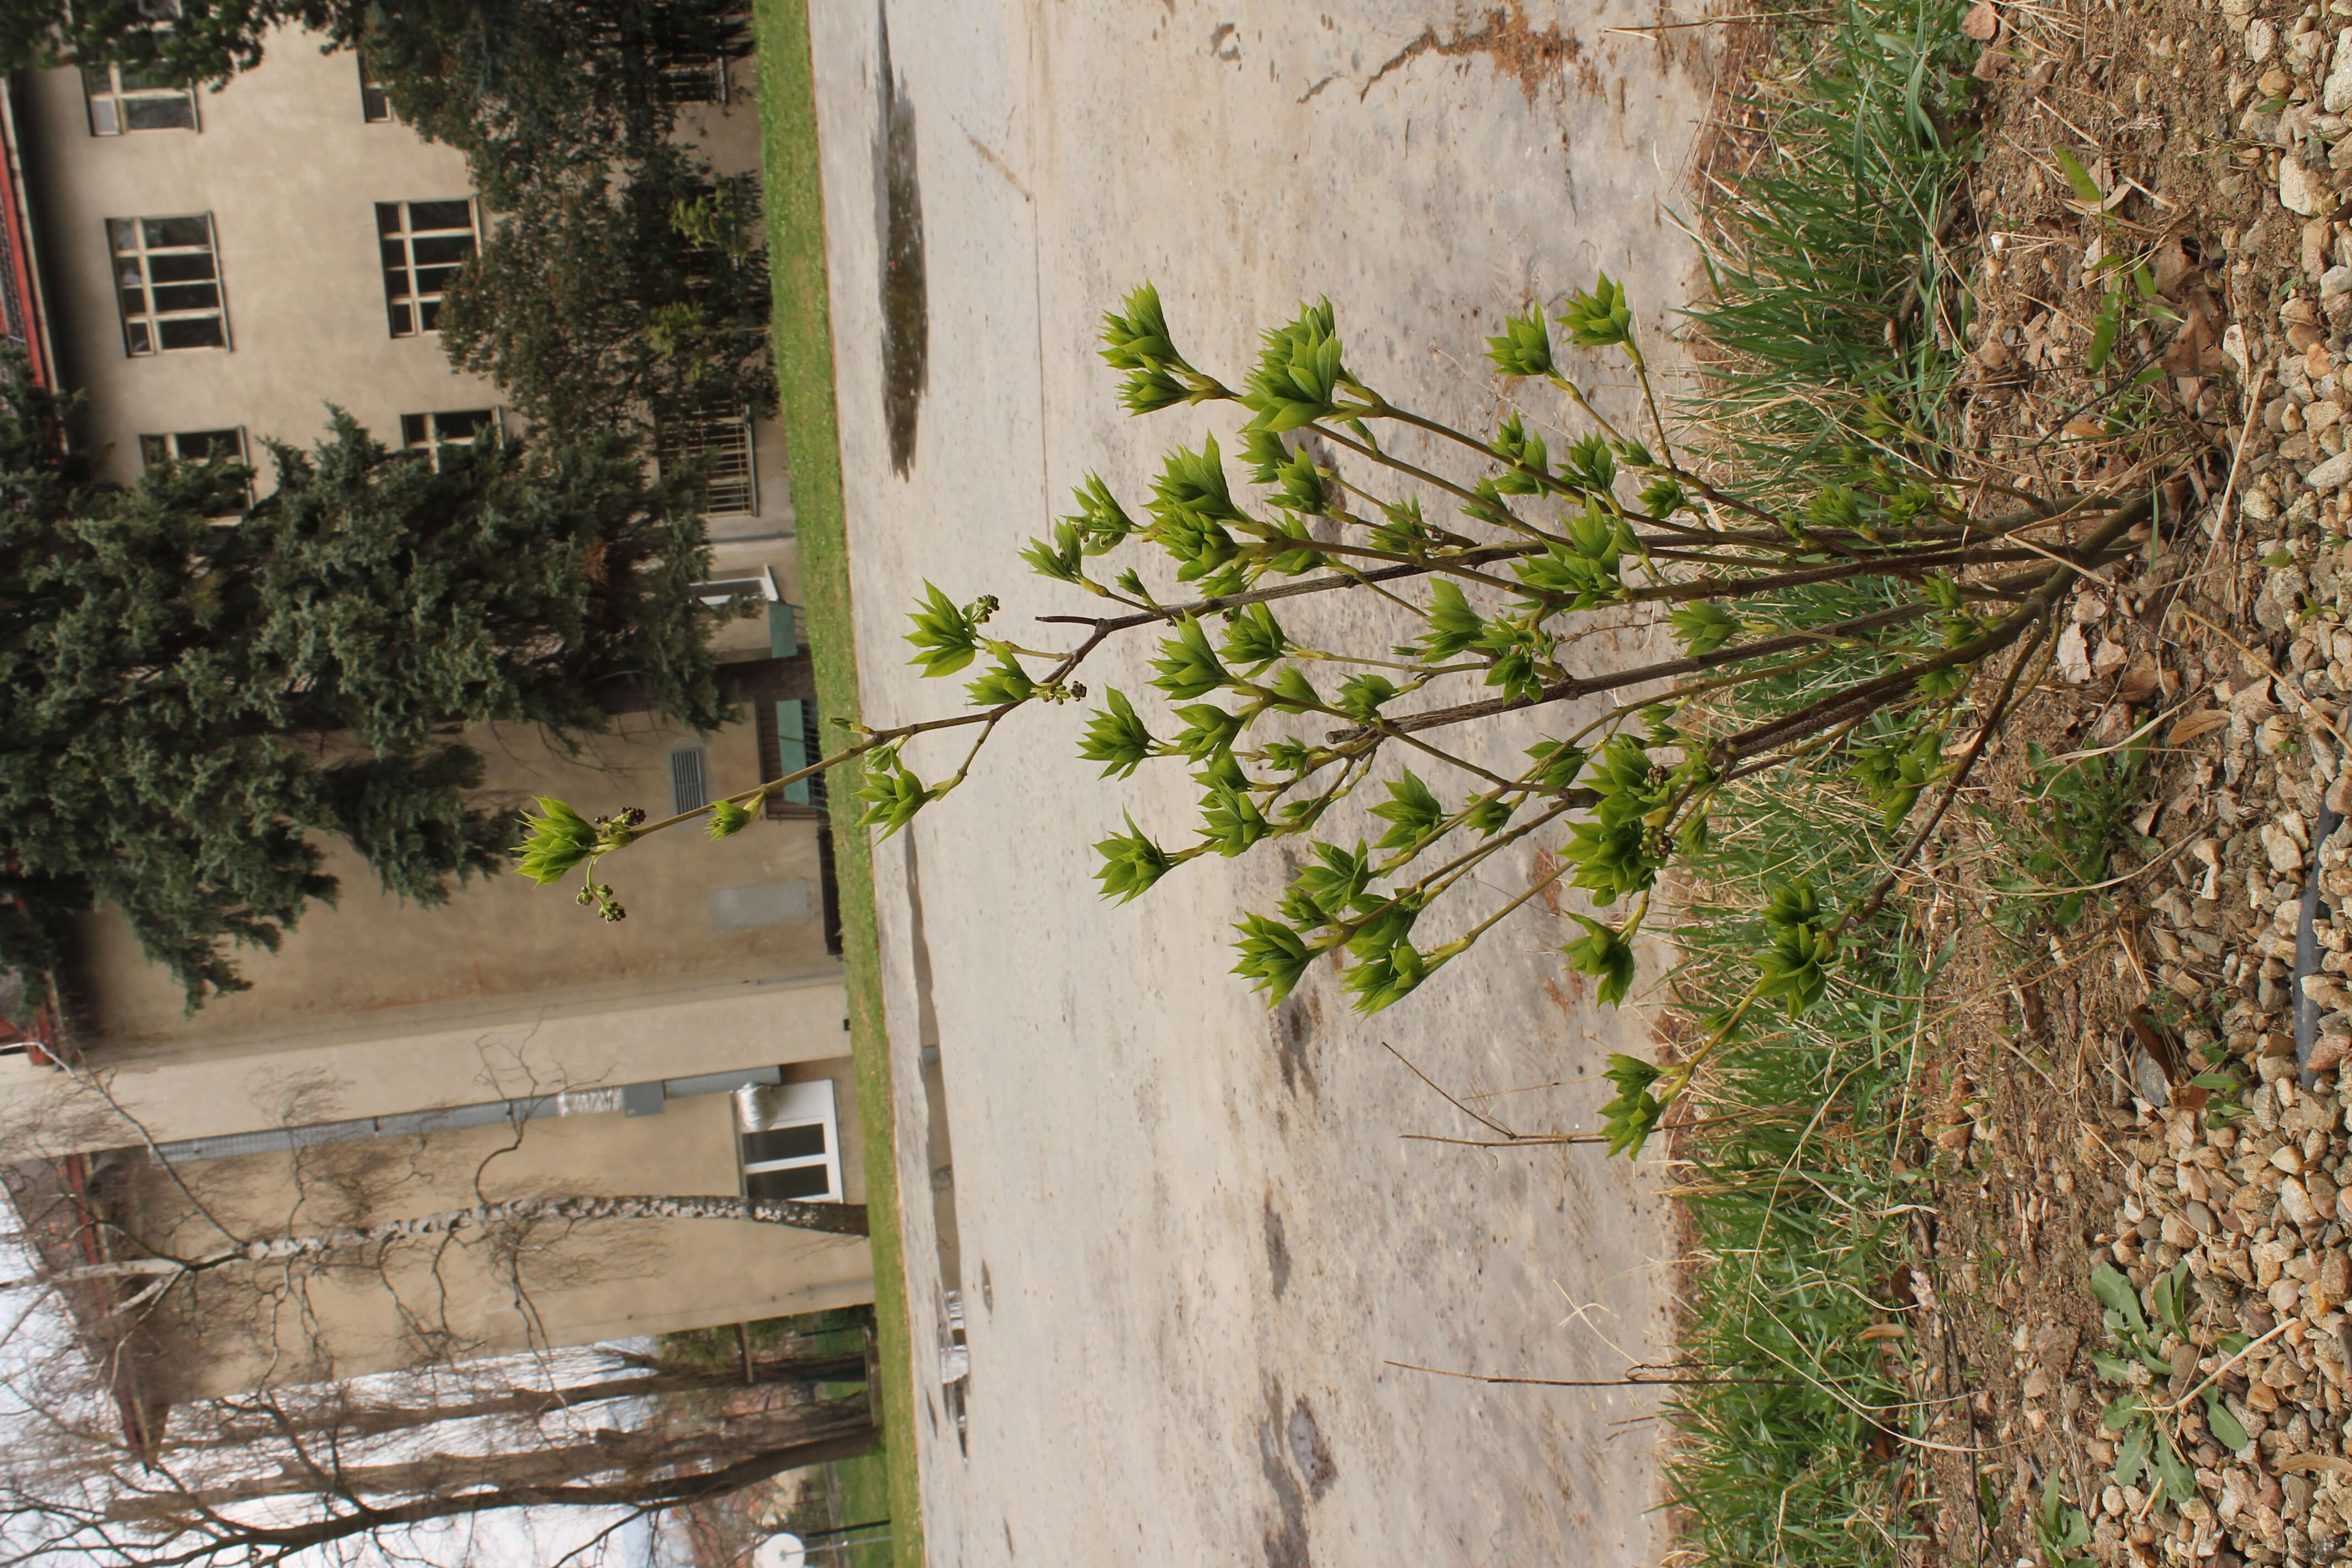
2059,621,2095,683
2334,36,2352,116
2308,1168,2338,1218
2191,1197,2222,1234
2286,157,2334,219
2285,1174,2321,1226
2309,449,2352,492
2269,821,2311,875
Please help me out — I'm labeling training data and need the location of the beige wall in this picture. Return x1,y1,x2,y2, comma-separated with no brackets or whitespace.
113,1086,873,1398
0,710,848,1150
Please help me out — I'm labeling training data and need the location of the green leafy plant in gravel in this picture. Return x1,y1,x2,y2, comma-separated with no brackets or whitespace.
1973,735,2154,937
2085,1261,2254,1509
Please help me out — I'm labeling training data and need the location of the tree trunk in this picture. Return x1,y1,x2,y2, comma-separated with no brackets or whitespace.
111,1393,876,1518
20,1193,868,1295
166,1352,868,1455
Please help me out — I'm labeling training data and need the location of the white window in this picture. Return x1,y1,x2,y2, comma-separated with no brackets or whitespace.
687,564,778,608
658,408,756,516
736,1080,842,1204
400,409,497,469
357,55,390,122
108,215,225,355
138,427,244,468
83,64,197,134
667,745,709,816
375,199,477,337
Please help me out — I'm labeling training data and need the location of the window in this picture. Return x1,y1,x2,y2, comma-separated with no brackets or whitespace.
668,746,709,816
357,55,390,122
400,408,496,469
375,199,476,337
83,64,197,134
108,215,225,355
736,1080,842,1204
687,564,777,608
656,53,729,106
138,427,244,468
658,408,756,516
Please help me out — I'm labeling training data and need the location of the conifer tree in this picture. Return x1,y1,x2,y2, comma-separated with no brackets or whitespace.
0,373,728,1005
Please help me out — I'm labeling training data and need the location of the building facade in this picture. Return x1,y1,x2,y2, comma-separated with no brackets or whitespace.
0,28,866,1399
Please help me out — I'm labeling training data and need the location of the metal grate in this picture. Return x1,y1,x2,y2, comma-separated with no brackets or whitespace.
668,746,708,815
660,410,756,515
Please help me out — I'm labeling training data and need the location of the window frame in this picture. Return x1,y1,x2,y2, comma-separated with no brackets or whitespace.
138,426,246,469
357,53,391,122
108,213,228,357
736,1080,843,1205
82,62,199,136
399,407,499,470
658,406,758,517
375,198,479,339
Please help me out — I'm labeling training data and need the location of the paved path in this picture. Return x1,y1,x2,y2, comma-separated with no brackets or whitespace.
804,4,1717,1561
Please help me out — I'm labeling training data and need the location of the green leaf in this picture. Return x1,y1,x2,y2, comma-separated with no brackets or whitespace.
1562,913,1637,1006
1289,840,1371,920
1559,271,1634,348
1336,672,1400,723
853,755,933,839
1169,702,1243,764
2151,1260,2191,1336
512,797,598,885
1100,280,1184,371
1341,938,1434,1013
1484,307,1554,378
903,581,987,677
2112,1422,2149,1489
1199,777,1270,856
1092,815,1173,903
1369,769,1445,851
2052,146,2104,204
1219,603,1290,672
1598,1053,1665,1157
1420,579,1485,660
1150,617,1231,699
2149,1430,2197,1509
1668,601,1738,657
1261,665,1322,714
704,799,753,840
1231,913,1315,1004
1077,688,1155,778
2088,1263,2150,1338
965,656,1038,707
2086,288,2122,374
2205,1391,2250,1451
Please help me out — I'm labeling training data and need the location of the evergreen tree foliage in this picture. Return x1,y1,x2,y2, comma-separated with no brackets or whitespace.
0,372,728,1006
438,150,773,443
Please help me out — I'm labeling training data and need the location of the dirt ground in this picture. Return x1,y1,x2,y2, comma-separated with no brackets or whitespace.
1810,0,2352,1559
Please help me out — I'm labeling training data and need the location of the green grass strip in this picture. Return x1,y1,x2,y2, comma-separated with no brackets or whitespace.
1659,0,1979,1557
751,6,925,1563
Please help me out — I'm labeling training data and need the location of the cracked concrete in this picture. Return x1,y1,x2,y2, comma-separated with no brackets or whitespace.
803,1,1716,1560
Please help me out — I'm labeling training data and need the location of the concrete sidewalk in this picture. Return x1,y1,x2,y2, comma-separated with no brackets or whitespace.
803,4,1718,1561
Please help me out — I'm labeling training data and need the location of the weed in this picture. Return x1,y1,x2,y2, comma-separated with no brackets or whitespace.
1974,737,2154,935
